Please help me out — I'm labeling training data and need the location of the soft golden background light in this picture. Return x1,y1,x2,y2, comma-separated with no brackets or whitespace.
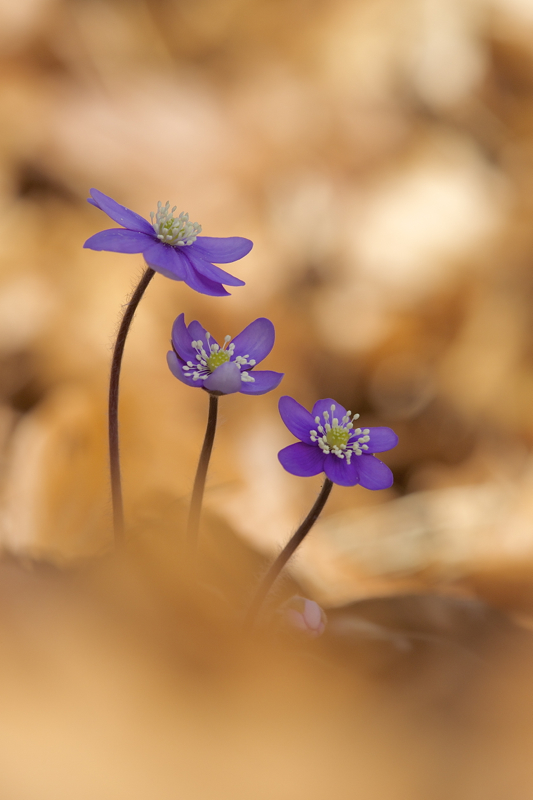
1,0,533,797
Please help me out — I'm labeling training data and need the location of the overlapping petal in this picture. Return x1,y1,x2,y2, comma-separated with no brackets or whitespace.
187,320,210,345
231,318,275,364
166,351,197,387
192,236,253,263
278,443,326,477
239,371,284,395
142,242,186,281
185,249,245,287
88,189,154,235
278,396,316,444
171,314,198,363
179,254,230,296
203,361,242,394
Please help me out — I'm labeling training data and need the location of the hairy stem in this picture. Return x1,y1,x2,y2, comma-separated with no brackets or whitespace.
244,478,334,630
109,266,155,544
186,393,219,556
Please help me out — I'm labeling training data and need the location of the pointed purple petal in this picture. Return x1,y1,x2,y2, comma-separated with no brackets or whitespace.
278,442,326,477
185,248,245,287
187,320,210,346
231,318,275,365
323,455,360,486
180,252,230,296
143,242,187,280
83,229,154,253
312,398,348,423
203,361,242,394
239,370,283,395
88,189,153,234
192,236,253,263
167,351,198,388
279,396,316,444
357,455,394,490
360,427,399,454
171,314,197,362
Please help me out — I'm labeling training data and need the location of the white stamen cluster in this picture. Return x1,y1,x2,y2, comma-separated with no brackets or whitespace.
150,202,201,246
309,404,370,464
181,333,256,383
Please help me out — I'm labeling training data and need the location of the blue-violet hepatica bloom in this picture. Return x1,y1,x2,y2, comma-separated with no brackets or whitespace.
83,189,252,296
168,313,283,395
278,396,398,489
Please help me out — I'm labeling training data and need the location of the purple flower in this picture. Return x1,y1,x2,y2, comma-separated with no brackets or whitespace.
278,396,398,489
167,313,284,395
83,189,252,297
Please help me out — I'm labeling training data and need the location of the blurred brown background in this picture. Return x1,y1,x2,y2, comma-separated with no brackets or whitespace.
2,0,533,797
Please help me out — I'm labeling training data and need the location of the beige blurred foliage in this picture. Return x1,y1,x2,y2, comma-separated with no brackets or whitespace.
1,0,533,796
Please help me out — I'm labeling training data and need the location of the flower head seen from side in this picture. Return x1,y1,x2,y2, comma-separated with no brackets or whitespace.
278,396,398,489
83,189,253,297
167,313,284,396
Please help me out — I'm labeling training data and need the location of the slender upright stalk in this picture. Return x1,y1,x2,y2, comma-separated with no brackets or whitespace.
109,266,156,544
186,392,219,557
244,478,334,631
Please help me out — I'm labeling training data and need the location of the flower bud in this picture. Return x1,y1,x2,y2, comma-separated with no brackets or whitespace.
282,596,327,637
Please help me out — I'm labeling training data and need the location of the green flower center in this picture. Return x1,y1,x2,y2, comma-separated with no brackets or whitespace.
182,334,257,385
325,427,350,449
206,350,231,372
309,403,371,463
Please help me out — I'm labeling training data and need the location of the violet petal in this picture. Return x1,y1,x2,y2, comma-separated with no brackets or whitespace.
166,351,198,387
312,398,348,423
278,442,326,477
203,361,242,394
187,320,211,346
88,189,154,235
278,396,316,444
186,247,245,287
171,313,197,362
83,229,154,253
360,427,399,454
357,455,394,490
231,318,275,364
143,242,187,281
192,236,253,263
180,252,231,296
239,370,284,395
323,455,360,486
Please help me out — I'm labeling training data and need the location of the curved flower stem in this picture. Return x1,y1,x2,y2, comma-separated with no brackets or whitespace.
109,266,156,544
186,392,219,558
244,478,334,631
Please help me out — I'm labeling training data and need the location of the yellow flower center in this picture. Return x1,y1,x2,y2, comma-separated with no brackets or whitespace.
206,350,231,372
326,427,350,449
309,404,371,463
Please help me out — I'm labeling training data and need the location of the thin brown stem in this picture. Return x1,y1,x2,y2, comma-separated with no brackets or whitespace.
244,478,334,631
186,392,219,557
109,267,155,544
